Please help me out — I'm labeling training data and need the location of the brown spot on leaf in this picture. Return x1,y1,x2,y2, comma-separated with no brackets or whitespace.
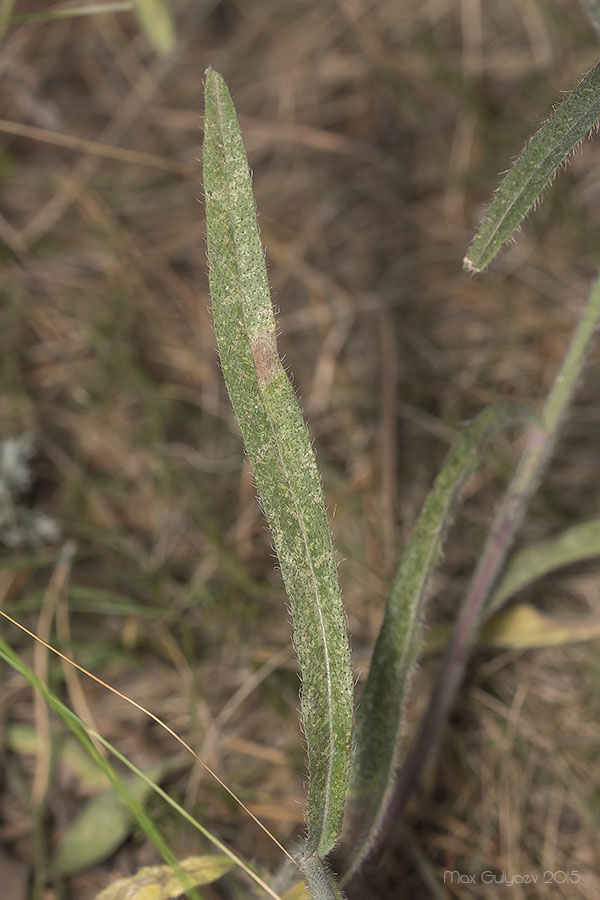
250,328,280,387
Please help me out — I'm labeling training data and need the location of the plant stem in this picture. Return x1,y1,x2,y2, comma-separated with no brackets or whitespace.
368,273,600,858
301,856,346,900
339,405,526,885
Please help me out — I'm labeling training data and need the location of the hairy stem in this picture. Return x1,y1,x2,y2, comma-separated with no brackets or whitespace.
378,273,600,842
340,405,527,884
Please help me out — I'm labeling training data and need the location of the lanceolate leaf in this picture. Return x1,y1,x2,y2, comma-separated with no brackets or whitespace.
342,404,527,880
203,69,353,860
55,760,173,876
487,519,600,615
464,61,600,272
386,274,600,833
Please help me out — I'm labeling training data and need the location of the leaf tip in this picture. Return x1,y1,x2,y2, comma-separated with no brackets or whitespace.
463,255,482,274
203,66,222,97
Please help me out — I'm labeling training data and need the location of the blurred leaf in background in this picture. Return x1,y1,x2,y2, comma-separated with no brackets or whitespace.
133,0,176,54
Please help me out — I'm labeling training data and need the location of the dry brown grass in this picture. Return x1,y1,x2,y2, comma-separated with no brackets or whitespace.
1,1,600,897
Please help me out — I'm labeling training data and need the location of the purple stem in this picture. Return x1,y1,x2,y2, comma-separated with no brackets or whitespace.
368,424,549,860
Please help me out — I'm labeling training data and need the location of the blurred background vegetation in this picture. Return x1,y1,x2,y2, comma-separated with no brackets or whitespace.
1,1,600,897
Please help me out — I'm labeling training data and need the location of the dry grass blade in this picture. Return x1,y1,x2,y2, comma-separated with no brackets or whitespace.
0,118,194,176
0,2,132,25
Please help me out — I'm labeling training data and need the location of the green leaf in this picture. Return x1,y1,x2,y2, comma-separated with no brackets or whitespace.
0,638,205,899
203,68,353,859
387,273,600,832
464,61,600,272
342,404,528,879
95,855,233,899
54,760,172,875
133,0,175,54
488,519,600,613
6,723,110,792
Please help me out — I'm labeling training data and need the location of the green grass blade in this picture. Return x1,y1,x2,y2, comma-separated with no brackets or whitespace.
464,61,600,272
54,759,174,875
203,68,353,860
342,404,527,880
0,637,203,900
0,635,282,899
133,0,175,54
487,519,600,614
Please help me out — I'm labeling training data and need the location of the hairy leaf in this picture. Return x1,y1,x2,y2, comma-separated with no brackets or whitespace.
203,68,353,859
343,404,527,878
388,273,600,830
464,61,600,272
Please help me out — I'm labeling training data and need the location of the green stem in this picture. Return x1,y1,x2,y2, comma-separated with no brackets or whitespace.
301,856,346,900
385,273,600,830
340,405,527,883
